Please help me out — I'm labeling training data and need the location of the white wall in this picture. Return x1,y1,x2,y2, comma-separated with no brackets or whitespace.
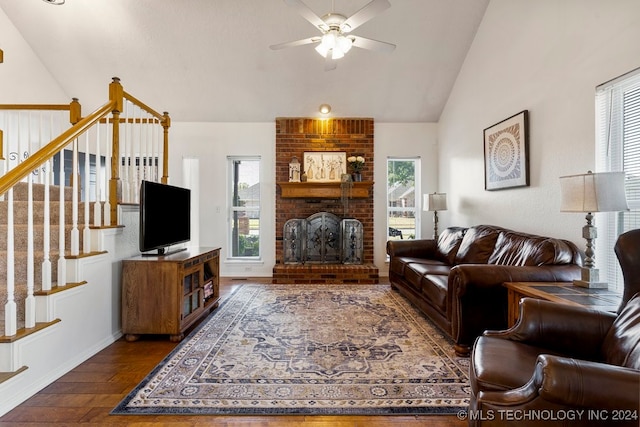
438,0,640,245
168,122,276,277
169,121,437,277
374,123,439,275
0,8,67,102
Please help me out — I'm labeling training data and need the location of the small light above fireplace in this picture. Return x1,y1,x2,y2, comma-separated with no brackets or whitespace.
319,104,331,114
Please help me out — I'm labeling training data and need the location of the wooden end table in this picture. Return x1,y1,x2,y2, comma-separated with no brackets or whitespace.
503,282,622,327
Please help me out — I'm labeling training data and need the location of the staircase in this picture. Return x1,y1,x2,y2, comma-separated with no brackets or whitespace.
0,77,170,416
0,182,88,333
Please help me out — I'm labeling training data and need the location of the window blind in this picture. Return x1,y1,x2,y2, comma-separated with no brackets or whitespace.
595,67,640,291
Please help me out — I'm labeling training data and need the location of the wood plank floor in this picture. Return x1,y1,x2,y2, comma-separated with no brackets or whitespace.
0,278,467,426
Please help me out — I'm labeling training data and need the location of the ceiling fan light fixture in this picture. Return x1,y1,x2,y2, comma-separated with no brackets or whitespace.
315,43,330,58
331,48,344,60
337,36,353,54
42,0,65,4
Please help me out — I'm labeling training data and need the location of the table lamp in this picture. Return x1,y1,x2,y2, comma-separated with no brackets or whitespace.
560,171,628,288
424,192,447,239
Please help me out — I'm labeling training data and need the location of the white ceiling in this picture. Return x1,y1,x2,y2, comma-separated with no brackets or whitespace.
0,0,489,123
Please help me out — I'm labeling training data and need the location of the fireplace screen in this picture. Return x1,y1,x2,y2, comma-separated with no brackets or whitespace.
283,212,363,264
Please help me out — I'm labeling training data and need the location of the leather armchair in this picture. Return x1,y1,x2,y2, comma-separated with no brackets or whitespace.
468,229,640,426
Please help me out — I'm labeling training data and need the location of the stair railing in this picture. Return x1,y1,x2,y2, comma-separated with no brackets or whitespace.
0,77,170,337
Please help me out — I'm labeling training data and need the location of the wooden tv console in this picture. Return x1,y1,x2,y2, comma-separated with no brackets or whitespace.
121,246,220,342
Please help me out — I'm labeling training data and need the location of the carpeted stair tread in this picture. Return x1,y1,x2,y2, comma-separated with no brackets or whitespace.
11,182,75,202
0,200,104,225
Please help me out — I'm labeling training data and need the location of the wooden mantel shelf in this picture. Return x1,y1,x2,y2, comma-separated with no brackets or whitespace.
278,181,373,199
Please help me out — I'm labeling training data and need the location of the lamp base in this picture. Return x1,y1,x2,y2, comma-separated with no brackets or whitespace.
573,267,608,289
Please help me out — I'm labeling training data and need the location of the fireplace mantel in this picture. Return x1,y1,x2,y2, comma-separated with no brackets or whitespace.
278,181,373,199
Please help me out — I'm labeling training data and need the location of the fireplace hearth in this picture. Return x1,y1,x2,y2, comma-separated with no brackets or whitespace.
283,212,363,265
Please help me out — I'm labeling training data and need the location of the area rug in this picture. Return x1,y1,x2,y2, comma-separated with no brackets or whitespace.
112,284,470,415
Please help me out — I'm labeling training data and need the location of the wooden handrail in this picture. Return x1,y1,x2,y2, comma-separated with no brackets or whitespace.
123,90,166,123
0,104,71,111
0,100,116,197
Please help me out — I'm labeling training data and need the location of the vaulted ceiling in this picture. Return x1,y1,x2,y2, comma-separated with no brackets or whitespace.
0,0,489,122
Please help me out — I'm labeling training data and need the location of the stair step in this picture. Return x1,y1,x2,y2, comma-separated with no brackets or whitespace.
11,182,75,202
0,366,28,385
0,320,61,343
0,200,105,225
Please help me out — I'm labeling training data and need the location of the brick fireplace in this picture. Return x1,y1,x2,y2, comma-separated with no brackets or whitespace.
273,117,378,284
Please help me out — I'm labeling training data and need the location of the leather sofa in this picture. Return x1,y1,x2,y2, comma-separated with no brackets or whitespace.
386,225,582,356
468,228,640,426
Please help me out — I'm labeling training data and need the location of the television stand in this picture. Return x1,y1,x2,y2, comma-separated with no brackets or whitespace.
141,246,187,257
121,247,221,342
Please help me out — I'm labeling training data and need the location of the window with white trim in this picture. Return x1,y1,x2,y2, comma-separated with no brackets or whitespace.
595,67,640,291
387,157,421,241
228,156,261,259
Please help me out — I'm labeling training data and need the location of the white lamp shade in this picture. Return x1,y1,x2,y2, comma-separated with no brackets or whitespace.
424,193,447,211
560,171,628,213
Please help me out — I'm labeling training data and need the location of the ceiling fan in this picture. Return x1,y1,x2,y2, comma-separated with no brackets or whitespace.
270,0,396,71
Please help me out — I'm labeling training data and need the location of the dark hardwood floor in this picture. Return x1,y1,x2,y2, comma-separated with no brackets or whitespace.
0,278,467,426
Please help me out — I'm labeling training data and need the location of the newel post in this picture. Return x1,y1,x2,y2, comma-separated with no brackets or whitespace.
109,77,124,226
161,111,170,184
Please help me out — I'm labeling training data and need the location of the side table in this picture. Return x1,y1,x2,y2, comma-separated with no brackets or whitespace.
503,281,621,327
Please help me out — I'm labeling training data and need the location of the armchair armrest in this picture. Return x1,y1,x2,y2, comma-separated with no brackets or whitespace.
478,354,640,412
386,238,437,258
485,298,616,360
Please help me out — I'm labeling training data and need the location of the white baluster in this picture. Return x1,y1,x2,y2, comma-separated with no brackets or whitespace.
103,122,111,226
83,132,91,253
42,158,52,292
25,173,35,328
41,113,52,291
129,104,138,202
57,147,67,287
70,139,79,256
94,124,102,227
4,188,17,336
121,101,129,203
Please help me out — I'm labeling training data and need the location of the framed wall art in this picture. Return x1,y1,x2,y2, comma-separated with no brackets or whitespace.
303,151,346,182
483,110,529,190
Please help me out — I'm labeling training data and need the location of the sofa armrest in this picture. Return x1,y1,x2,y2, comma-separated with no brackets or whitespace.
451,264,581,296
478,354,640,412
484,298,616,359
448,264,582,351
386,238,438,258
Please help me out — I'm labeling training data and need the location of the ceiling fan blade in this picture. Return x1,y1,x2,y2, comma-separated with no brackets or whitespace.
351,35,396,53
324,55,337,71
284,0,328,32
270,37,321,50
341,0,391,33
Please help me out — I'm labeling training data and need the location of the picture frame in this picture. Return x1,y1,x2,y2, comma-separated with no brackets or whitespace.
303,151,346,182
483,110,529,190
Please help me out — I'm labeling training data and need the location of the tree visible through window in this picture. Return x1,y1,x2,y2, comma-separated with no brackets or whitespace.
387,158,420,241
229,157,260,258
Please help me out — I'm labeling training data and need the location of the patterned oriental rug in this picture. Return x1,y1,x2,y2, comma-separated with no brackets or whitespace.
112,284,470,415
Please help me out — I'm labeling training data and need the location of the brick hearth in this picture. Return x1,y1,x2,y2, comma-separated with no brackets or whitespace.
274,117,378,284
272,264,379,284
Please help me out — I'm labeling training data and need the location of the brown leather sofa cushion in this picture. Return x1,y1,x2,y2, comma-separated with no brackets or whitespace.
602,292,640,370
454,225,499,264
488,231,578,266
421,274,448,312
435,226,466,264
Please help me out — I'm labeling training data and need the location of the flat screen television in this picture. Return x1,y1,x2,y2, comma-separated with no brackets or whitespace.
139,180,191,255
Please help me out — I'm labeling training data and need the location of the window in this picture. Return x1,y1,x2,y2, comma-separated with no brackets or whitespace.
228,156,260,259
595,67,640,291
387,158,420,241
